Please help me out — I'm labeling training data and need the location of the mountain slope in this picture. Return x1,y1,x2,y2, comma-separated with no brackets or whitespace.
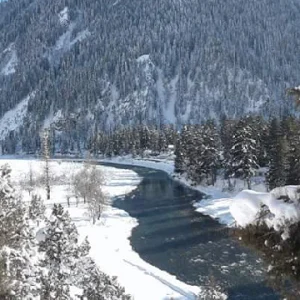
0,0,299,153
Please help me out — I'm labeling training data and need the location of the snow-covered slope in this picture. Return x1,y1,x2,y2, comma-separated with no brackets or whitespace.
0,92,35,141
0,44,18,76
1,49,17,75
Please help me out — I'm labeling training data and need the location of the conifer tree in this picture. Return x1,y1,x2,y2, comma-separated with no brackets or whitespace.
39,204,89,300
42,129,51,200
78,257,131,300
174,135,185,174
229,118,259,189
0,164,40,299
187,125,205,184
200,120,220,185
281,116,300,185
29,194,46,226
220,117,236,188
266,118,289,190
251,116,268,167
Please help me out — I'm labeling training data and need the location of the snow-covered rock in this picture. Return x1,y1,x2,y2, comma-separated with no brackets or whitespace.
230,189,300,239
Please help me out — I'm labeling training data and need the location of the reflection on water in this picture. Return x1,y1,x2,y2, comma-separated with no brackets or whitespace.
105,164,279,299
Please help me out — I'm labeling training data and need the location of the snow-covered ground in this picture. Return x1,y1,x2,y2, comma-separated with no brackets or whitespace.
0,158,202,300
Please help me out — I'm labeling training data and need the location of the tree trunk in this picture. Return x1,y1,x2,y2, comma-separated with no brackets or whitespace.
247,178,251,190
46,184,50,200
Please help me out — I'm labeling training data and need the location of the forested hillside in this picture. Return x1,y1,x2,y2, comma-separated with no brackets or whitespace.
0,0,299,153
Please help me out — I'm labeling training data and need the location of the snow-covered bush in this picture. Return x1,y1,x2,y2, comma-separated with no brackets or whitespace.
231,188,300,296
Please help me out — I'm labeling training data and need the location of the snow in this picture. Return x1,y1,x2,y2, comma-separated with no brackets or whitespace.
112,0,122,6
230,189,300,239
70,30,91,46
55,23,75,51
137,54,150,63
0,158,202,300
58,7,69,25
4,154,299,243
163,75,179,124
271,185,300,203
102,155,174,175
50,23,89,61
0,92,35,141
43,109,63,129
1,49,17,76
194,197,233,226
230,190,273,228
105,155,300,239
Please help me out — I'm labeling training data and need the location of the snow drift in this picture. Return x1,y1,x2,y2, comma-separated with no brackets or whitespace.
230,188,300,240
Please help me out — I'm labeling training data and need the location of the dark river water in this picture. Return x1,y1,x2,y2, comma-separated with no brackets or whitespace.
103,163,279,300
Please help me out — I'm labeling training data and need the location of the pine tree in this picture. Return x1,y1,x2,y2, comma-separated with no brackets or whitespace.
39,204,89,300
0,164,40,299
220,117,237,188
220,116,236,161
282,116,300,185
180,125,200,182
79,257,131,300
174,134,185,174
266,118,289,190
29,194,46,225
158,130,168,153
42,129,51,200
200,120,220,185
251,116,268,167
229,118,259,189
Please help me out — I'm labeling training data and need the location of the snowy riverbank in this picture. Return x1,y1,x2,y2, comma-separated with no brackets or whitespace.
101,156,267,226
0,158,204,300
102,156,300,241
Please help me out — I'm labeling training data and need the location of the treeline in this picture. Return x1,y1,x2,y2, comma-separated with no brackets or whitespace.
176,115,300,190
89,115,300,190
88,125,178,158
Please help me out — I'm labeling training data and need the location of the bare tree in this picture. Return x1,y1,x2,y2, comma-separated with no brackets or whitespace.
86,166,107,224
20,163,35,195
41,129,51,200
73,165,90,204
73,161,107,224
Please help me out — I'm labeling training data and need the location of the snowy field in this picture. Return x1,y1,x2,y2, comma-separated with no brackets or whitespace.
0,158,202,300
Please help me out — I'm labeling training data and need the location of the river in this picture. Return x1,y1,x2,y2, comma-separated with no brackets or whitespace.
103,163,279,299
